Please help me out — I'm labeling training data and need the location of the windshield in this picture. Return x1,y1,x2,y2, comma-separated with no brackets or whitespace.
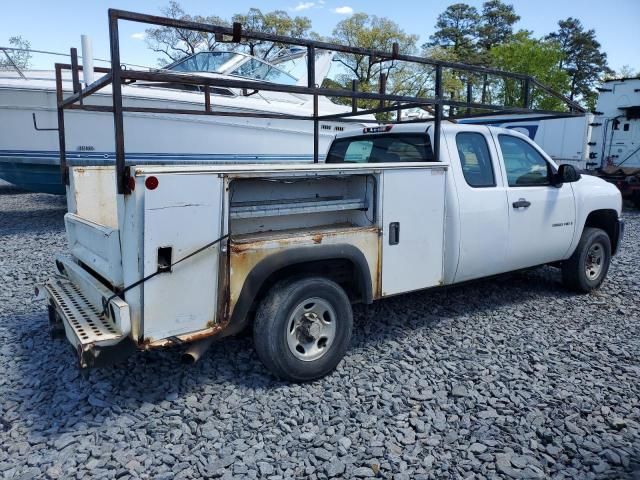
167,51,298,85
230,58,297,85
327,134,435,163
167,52,238,73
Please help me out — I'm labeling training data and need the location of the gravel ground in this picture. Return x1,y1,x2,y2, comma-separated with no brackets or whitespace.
0,184,639,480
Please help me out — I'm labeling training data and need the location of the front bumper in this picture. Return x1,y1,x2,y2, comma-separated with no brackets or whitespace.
40,256,135,368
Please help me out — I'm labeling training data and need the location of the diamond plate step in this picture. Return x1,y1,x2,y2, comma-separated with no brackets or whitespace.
45,278,122,345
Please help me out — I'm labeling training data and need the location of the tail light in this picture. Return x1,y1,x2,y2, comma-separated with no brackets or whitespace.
145,176,159,190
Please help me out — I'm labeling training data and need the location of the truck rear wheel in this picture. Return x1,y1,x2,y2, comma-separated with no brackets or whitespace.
253,276,353,382
561,227,611,293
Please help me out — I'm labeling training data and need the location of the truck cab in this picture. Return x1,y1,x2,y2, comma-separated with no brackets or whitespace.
328,123,623,285
41,122,624,382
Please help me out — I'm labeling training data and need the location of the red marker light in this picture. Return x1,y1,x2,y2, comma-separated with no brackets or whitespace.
145,176,159,190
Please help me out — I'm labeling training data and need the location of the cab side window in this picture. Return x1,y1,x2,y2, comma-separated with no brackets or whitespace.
498,135,551,187
456,132,495,188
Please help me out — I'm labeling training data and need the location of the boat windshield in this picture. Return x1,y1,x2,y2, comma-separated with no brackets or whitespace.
167,51,298,85
168,52,237,74
229,57,298,85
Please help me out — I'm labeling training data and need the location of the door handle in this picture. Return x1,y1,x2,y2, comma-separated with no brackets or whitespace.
389,222,400,245
512,199,531,209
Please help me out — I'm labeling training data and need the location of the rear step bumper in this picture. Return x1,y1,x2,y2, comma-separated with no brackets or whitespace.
40,256,135,368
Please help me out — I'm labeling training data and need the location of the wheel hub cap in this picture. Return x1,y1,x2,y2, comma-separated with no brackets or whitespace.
585,242,604,281
286,298,337,362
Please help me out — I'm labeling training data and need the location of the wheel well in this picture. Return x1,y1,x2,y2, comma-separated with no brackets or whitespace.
584,209,619,251
255,258,365,306
224,246,373,338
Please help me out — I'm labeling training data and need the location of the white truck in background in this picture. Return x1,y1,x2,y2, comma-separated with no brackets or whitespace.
40,122,624,381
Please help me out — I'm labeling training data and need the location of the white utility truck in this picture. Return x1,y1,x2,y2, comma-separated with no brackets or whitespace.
39,9,625,381
41,122,624,381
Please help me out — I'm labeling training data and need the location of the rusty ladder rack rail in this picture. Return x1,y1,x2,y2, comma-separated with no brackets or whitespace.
55,8,587,194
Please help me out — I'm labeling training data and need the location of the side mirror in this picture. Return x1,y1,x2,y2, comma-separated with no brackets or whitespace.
554,164,581,185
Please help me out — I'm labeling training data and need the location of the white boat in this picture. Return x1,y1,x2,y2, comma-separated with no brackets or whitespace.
0,49,371,194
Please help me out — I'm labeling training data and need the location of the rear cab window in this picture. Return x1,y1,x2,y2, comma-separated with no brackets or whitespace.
326,134,434,163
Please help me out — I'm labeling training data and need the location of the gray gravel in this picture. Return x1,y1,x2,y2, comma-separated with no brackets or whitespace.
1,183,639,479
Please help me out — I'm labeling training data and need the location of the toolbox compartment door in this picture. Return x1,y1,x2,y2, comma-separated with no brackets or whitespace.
380,167,446,296
142,173,224,341
64,213,123,287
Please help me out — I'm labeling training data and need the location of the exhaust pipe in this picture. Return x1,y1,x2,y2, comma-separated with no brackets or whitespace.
181,337,215,365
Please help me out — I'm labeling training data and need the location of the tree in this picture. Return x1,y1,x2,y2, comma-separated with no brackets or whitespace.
145,1,228,65
426,3,481,62
477,0,520,51
146,3,313,65
329,13,419,118
0,36,31,70
547,18,612,108
605,65,639,80
231,9,312,59
490,31,571,110
331,13,418,86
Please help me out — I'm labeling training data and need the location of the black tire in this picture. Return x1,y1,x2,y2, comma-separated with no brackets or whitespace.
561,227,611,293
253,276,353,382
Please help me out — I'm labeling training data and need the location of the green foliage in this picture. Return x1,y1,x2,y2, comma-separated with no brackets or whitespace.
329,13,419,119
231,9,312,59
547,17,612,108
330,13,418,85
145,1,228,65
426,3,480,62
490,31,571,110
143,1,613,112
423,0,523,115
0,36,31,70
477,0,520,51
146,2,312,65
605,65,639,80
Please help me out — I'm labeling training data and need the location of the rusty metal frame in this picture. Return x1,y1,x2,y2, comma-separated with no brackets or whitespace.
55,8,586,194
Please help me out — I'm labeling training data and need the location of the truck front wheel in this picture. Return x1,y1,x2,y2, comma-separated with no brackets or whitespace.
253,277,353,382
561,227,611,293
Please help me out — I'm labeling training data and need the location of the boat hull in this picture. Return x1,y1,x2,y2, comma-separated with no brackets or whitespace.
0,155,64,194
0,83,356,194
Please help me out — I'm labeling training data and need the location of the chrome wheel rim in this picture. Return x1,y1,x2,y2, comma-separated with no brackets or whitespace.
286,297,337,362
585,242,604,281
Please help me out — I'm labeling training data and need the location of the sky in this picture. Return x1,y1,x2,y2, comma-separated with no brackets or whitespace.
2,0,639,72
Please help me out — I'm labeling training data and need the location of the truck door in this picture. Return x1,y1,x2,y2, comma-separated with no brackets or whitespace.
493,133,576,270
447,126,510,282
